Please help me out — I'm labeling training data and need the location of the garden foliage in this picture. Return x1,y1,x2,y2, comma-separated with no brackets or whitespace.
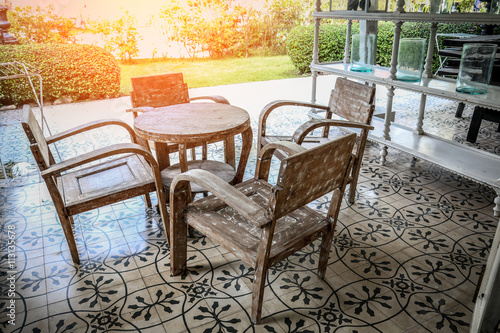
287,21,483,74
0,44,121,106
7,4,75,44
87,12,142,62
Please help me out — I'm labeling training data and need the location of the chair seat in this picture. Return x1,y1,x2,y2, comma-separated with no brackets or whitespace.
161,160,236,193
58,154,156,213
185,179,329,267
261,135,329,160
262,132,355,160
262,134,330,146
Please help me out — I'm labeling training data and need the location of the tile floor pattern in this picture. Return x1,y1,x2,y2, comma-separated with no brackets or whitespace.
0,93,499,333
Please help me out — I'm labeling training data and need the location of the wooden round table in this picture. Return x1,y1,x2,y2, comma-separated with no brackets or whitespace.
134,103,253,192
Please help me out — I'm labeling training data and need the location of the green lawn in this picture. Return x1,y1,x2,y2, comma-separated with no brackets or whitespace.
119,55,301,95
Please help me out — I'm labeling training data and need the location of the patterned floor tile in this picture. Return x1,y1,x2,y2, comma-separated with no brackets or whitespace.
1,89,499,332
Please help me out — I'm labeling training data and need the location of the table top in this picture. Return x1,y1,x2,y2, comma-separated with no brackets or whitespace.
134,103,251,144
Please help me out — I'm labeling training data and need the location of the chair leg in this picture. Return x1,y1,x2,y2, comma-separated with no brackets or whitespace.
251,227,274,324
251,265,268,324
348,163,359,204
157,192,170,243
318,225,335,279
59,214,80,265
467,106,484,143
170,218,187,276
347,182,356,205
455,102,465,118
144,193,152,208
169,186,190,276
188,225,195,237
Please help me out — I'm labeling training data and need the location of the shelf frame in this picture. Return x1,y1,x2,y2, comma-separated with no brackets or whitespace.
311,2,500,331
310,0,500,218
313,10,500,24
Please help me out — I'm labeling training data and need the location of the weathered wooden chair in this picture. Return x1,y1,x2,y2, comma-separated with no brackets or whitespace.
169,133,357,324
21,105,168,265
258,77,376,204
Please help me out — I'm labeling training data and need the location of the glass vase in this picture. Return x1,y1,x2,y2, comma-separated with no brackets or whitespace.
490,0,500,14
440,0,454,13
350,34,376,72
456,43,498,95
429,0,441,13
396,38,427,81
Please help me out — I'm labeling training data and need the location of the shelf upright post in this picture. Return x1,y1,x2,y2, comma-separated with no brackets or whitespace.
383,86,394,142
422,22,438,79
395,0,406,12
414,94,427,135
311,0,322,104
379,83,395,164
415,22,437,135
495,186,500,217
389,20,403,80
379,20,403,164
343,19,353,64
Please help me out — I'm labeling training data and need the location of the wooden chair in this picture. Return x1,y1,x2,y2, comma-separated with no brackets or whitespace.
21,105,168,265
169,134,357,324
258,77,375,204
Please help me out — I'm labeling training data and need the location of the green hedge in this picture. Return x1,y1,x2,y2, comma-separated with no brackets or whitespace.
287,21,484,74
0,44,121,106
287,23,358,74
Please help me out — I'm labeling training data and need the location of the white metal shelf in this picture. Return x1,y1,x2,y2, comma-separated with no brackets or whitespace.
313,10,500,24
310,2,500,220
310,62,500,110
311,2,500,331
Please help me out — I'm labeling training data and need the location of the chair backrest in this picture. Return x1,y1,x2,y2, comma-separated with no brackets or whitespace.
130,72,190,108
270,133,356,219
327,77,376,124
21,105,54,171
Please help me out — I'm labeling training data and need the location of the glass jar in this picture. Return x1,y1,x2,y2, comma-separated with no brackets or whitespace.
350,34,376,72
396,38,427,81
490,0,500,14
429,0,441,13
456,43,498,95
440,0,454,13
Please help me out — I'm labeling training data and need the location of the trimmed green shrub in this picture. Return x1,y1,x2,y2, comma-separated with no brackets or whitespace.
0,44,121,106
374,22,394,67
287,21,484,74
287,23,360,74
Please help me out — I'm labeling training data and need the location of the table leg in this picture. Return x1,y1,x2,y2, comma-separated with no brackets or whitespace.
234,127,253,184
224,136,236,168
154,142,171,171
178,143,189,173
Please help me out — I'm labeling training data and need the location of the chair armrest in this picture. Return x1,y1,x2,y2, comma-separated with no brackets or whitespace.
259,100,329,126
255,141,307,181
171,169,271,228
258,100,329,151
190,95,230,104
40,143,158,178
292,118,374,144
46,119,138,145
259,141,307,158
125,106,155,114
